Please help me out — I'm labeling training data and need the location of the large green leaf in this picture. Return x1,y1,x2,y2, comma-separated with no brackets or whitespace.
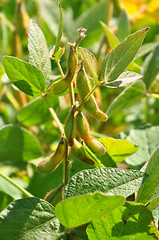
18,94,59,126
0,197,64,240
104,70,142,88
75,0,110,47
0,124,42,162
107,80,146,117
102,28,149,82
28,19,51,83
55,192,125,228
142,46,159,90
86,201,159,239
98,138,139,163
137,146,159,204
126,126,159,169
3,56,45,97
64,168,147,199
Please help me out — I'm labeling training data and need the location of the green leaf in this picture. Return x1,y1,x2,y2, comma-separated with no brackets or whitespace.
86,201,159,239
80,47,99,81
18,94,59,126
3,56,45,97
0,124,42,162
102,28,149,82
98,138,139,163
100,21,119,49
134,42,159,60
118,10,130,41
107,80,146,117
126,126,159,169
104,70,142,88
28,19,51,84
64,168,147,199
0,192,13,212
55,192,125,228
83,145,104,168
142,46,159,90
0,197,64,240
53,47,65,62
146,196,159,211
75,0,110,47
53,3,63,55
137,146,159,204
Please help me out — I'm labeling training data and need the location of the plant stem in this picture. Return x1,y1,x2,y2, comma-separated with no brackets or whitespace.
147,93,159,99
0,13,15,31
43,96,66,137
56,60,65,78
77,84,99,110
0,172,33,197
69,81,75,106
62,142,70,199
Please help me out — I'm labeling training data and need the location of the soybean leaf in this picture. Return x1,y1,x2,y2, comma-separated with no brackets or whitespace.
104,70,142,88
53,3,63,55
64,168,147,199
100,21,119,49
126,126,159,169
0,192,13,212
86,201,159,239
0,124,42,162
18,94,59,126
55,192,125,228
107,80,146,117
102,28,149,82
142,46,159,90
80,47,99,80
28,19,51,84
0,197,65,240
146,196,159,211
118,10,130,41
134,42,159,60
3,56,45,97
98,138,139,163
75,0,110,47
137,146,159,204
83,145,104,168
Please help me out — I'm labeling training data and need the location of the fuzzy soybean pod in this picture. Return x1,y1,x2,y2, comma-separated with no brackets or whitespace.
49,46,78,95
64,106,76,146
76,65,108,121
75,111,106,156
71,139,94,165
37,138,66,173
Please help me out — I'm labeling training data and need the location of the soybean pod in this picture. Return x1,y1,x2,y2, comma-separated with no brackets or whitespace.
64,105,76,146
76,65,108,121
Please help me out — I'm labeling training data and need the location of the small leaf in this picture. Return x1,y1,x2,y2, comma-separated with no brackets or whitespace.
18,94,59,126
98,138,139,163
53,47,65,62
104,70,142,88
102,28,149,82
83,145,104,168
126,126,159,169
0,197,64,240
107,80,146,117
64,168,147,199
137,146,159,204
28,19,51,84
118,10,130,41
80,47,99,81
53,3,63,55
3,56,45,97
142,46,159,90
86,201,159,239
100,21,119,49
0,124,42,162
55,192,125,228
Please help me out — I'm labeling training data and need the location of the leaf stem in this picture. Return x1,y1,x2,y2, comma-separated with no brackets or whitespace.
0,13,16,31
69,81,75,106
0,172,33,197
77,84,99,110
56,60,65,78
43,95,66,137
147,93,159,99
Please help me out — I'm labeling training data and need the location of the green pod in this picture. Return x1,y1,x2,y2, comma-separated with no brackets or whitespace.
37,138,66,173
71,139,94,165
64,106,76,146
75,110,90,139
84,136,106,156
49,46,78,95
44,184,63,206
76,66,108,121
